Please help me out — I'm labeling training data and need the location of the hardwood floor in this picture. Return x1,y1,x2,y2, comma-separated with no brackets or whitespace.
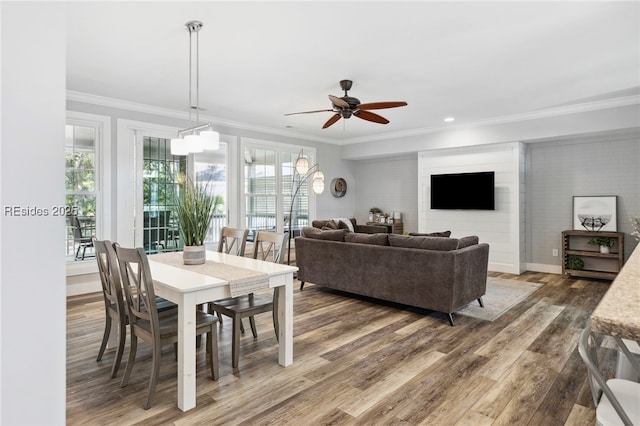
67,272,618,425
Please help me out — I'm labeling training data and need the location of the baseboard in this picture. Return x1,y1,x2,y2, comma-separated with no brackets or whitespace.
526,263,562,274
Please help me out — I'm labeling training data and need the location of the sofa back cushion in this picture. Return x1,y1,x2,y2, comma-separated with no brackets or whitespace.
388,234,459,251
457,235,479,248
302,226,346,241
345,232,389,246
409,231,452,237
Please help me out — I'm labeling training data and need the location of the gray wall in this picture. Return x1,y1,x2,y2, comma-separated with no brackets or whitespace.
526,129,640,267
352,154,419,232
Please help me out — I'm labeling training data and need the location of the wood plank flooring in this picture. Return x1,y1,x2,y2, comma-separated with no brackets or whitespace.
67,271,618,425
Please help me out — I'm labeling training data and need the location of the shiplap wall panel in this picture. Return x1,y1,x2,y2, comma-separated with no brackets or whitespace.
418,142,524,274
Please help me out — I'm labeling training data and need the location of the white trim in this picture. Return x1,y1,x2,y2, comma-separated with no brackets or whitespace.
65,111,111,275
116,119,179,248
526,263,562,275
68,90,639,146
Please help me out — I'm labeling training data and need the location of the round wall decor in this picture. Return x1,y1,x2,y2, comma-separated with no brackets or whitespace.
330,178,347,198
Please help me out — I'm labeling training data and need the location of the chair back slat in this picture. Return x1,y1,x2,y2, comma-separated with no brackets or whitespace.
253,231,288,264
115,246,158,329
218,227,249,256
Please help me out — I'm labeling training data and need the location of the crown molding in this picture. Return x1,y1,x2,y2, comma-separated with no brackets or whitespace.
66,91,336,144
67,90,638,146
340,94,640,145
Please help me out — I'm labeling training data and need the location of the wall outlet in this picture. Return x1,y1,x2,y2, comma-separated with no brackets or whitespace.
552,249,559,257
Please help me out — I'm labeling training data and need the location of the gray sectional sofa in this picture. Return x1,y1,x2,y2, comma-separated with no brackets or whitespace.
295,227,490,325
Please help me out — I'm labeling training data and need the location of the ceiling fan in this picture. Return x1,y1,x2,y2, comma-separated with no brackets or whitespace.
285,80,408,129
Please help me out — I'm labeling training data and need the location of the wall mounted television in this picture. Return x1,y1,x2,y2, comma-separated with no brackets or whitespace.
430,171,495,210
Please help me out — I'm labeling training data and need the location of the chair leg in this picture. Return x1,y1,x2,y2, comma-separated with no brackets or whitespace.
96,315,111,362
144,340,162,409
478,297,484,308
110,321,126,378
249,316,258,338
300,281,305,291
240,319,245,334
121,334,137,387
232,317,241,369
208,327,219,380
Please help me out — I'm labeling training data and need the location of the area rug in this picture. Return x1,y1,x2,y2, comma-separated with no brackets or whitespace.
456,277,543,321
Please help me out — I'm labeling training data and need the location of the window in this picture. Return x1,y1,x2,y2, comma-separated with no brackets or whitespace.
243,142,316,240
65,112,110,265
194,143,228,247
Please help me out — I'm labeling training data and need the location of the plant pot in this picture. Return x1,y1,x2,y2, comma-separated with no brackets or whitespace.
183,245,206,265
599,246,610,254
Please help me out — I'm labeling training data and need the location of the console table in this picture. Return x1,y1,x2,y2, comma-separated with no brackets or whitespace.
366,221,403,234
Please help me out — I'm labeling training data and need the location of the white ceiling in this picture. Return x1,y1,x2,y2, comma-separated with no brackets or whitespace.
66,1,640,144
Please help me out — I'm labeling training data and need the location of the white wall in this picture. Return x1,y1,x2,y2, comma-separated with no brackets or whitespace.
1,3,66,424
418,143,525,274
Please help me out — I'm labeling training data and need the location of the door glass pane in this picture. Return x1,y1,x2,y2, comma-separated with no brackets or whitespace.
142,137,186,254
65,124,97,261
194,142,228,247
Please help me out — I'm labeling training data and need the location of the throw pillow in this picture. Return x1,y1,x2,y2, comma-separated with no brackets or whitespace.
409,231,452,238
333,217,355,232
323,220,338,229
388,234,459,251
457,236,479,249
345,233,389,246
302,226,346,241
337,220,354,232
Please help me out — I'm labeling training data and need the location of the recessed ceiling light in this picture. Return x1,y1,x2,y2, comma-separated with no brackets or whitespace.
444,117,455,122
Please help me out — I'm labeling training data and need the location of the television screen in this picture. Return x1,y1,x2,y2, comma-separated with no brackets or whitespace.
430,171,495,210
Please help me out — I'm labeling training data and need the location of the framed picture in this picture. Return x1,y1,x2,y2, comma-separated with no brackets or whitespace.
573,196,617,232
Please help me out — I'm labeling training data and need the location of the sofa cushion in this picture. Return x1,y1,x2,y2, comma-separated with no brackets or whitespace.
345,232,389,246
323,220,338,229
457,236,479,248
302,226,346,241
409,231,452,238
388,234,459,251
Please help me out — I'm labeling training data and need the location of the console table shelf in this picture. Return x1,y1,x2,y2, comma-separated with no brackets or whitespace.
562,230,624,280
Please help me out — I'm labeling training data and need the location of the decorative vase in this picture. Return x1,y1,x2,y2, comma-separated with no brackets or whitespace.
183,245,206,265
600,246,610,254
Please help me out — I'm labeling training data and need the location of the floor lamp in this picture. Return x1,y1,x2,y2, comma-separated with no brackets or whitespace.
287,150,325,264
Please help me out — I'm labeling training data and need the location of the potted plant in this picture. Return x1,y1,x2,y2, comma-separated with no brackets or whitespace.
369,207,382,223
588,236,615,254
176,177,219,264
566,256,584,270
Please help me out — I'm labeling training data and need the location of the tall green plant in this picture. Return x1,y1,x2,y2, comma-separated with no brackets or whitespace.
176,178,218,246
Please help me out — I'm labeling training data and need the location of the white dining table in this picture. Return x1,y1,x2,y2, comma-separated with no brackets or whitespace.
147,250,298,412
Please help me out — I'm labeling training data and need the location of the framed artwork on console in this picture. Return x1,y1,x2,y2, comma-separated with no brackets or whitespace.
573,195,617,232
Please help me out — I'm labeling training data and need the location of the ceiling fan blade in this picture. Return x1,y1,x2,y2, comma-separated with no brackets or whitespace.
322,113,342,129
284,109,333,116
357,101,408,111
328,95,349,109
354,110,389,125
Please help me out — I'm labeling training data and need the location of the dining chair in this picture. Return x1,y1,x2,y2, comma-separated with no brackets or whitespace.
578,324,640,426
217,226,250,256
115,245,219,409
94,238,177,378
93,238,127,378
209,231,288,369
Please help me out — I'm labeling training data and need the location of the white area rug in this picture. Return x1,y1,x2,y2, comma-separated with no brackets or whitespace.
456,277,543,321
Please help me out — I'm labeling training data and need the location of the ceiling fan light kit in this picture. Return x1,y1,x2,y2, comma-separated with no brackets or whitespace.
171,20,220,156
286,79,407,129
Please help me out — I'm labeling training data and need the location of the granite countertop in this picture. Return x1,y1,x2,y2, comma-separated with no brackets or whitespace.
591,244,640,340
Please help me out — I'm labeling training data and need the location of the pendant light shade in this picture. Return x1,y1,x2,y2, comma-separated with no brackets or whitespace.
200,130,220,150
170,138,189,156
312,177,325,194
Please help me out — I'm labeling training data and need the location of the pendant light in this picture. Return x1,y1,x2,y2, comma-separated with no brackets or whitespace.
171,21,220,156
